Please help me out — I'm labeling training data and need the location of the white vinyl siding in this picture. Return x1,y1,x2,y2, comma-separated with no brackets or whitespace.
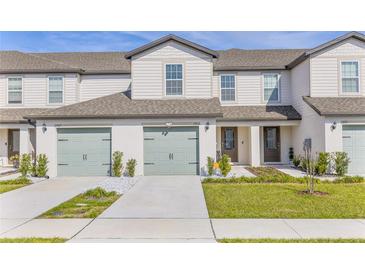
220,74,235,101
165,64,183,96
341,61,360,93
8,77,23,104
263,74,280,102
48,76,64,104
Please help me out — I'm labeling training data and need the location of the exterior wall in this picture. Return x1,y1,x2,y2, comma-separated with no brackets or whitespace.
36,118,216,177
212,70,292,105
80,74,131,102
0,129,7,166
131,41,213,99
310,38,365,97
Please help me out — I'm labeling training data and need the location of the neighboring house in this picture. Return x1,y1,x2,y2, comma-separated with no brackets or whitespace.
0,32,364,176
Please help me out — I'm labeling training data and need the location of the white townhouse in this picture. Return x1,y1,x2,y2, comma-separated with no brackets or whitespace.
0,32,364,177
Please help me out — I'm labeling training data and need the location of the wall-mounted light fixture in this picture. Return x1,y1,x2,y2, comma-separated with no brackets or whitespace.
42,123,47,133
205,121,210,131
165,122,173,128
330,121,337,131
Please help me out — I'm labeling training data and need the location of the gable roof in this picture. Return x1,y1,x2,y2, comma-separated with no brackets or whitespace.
288,31,365,68
25,92,223,119
124,34,219,59
303,96,365,116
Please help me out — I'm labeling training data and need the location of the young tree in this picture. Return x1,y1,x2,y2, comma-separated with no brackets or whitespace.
303,140,317,194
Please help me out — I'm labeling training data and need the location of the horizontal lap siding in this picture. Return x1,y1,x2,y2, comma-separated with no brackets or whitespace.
80,74,131,102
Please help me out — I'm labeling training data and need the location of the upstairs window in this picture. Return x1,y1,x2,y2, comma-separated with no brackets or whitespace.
220,75,236,101
166,64,183,96
8,77,22,104
341,61,359,93
48,76,64,104
263,74,280,102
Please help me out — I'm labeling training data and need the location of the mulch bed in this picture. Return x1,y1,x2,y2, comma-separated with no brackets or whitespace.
298,190,329,196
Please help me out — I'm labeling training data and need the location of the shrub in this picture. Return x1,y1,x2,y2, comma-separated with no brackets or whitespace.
19,154,32,177
332,176,364,184
219,154,231,177
315,152,330,176
292,155,301,167
36,154,49,177
112,151,123,177
9,154,19,168
333,152,350,176
84,187,116,199
126,159,137,177
207,156,214,176
202,175,316,184
300,156,307,171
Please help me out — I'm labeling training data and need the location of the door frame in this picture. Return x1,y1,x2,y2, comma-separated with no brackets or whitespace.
263,126,281,163
221,127,238,162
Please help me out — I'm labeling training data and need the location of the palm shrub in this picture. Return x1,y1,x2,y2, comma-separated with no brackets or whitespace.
315,152,330,176
126,159,137,177
333,152,350,176
207,156,214,176
36,154,48,177
219,154,231,177
19,154,32,177
112,151,123,177
292,155,301,167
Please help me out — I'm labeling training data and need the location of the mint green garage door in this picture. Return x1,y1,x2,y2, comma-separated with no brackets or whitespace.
343,125,365,174
144,127,199,175
57,128,111,176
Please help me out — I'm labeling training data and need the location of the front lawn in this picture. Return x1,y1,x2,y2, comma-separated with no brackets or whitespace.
0,177,31,194
202,183,365,218
0,237,66,243
39,187,120,218
218,238,365,243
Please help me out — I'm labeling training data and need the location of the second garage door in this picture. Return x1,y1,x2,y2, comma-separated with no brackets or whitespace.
144,127,199,175
57,128,111,176
343,125,365,175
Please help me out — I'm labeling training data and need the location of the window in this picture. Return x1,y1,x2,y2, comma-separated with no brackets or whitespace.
8,77,23,104
341,61,359,93
48,76,64,104
220,75,235,101
165,64,183,96
263,74,280,102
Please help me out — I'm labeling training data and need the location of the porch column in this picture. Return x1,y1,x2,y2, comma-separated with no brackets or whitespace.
19,128,29,156
249,126,260,166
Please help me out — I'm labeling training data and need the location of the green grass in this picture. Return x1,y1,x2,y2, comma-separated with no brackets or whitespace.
39,187,120,218
0,237,66,243
218,238,365,243
0,177,31,194
202,183,365,218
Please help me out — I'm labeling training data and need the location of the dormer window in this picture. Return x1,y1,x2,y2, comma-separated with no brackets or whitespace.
341,61,360,93
165,64,183,96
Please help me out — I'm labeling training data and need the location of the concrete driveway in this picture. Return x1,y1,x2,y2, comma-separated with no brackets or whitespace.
99,176,209,218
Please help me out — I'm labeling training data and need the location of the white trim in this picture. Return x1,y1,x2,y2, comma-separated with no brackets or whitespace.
219,73,236,103
339,60,361,95
47,75,65,105
6,76,23,105
262,73,281,103
164,63,184,97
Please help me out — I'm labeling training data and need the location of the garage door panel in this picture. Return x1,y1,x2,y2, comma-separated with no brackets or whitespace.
343,125,365,175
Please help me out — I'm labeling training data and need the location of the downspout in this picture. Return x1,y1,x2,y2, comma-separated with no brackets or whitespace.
27,119,37,166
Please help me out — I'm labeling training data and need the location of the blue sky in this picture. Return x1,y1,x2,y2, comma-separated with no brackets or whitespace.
0,31,363,52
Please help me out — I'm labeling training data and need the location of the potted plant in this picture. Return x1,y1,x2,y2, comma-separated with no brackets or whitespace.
9,154,19,168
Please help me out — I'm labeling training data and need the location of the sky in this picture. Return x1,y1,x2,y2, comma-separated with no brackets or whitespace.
0,31,364,52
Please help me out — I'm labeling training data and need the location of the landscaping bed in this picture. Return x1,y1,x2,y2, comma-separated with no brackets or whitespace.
0,177,31,194
39,187,120,218
202,183,365,218
218,238,365,243
0,237,66,243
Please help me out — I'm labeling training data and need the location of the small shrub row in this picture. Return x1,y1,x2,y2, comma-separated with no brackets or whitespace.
112,151,137,177
18,153,48,177
206,154,232,177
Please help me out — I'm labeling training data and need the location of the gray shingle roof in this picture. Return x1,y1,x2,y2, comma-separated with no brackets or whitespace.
25,92,223,119
33,52,130,74
219,105,301,121
303,96,365,116
214,49,306,70
0,108,49,123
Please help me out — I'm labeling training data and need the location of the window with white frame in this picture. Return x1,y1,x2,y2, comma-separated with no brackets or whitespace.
165,64,183,96
8,77,22,104
220,75,235,101
263,74,280,102
341,61,360,93
48,76,64,104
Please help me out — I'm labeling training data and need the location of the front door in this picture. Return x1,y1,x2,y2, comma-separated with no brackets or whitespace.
264,127,281,162
221,127,238,162
8,129,20,162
